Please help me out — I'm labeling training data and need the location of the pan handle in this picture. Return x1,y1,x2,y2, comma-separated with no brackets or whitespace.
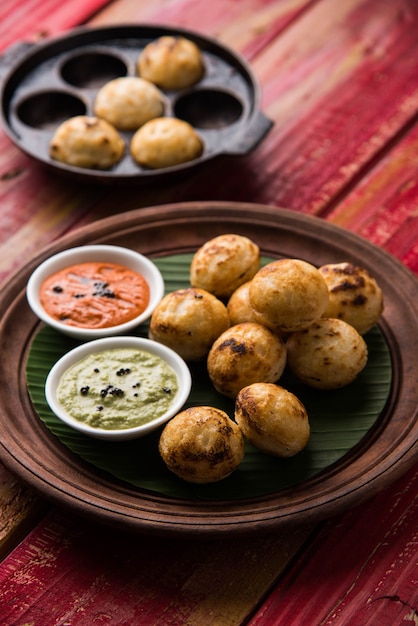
0,41,34,84
224,111,274,156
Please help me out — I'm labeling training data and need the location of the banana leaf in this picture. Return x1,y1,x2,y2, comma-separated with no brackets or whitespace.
25,255,392,501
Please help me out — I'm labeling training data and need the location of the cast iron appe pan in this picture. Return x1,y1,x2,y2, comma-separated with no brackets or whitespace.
0,24,273,184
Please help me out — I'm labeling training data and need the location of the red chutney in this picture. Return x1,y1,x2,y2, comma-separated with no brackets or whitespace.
40,262,150,329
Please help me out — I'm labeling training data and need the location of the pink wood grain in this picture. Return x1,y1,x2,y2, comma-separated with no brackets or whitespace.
0,0,417,622
92,0,418,236
326,123,418,268
1,0,417,284
90,0,319,58
0,466,46,560
88,0,418,279
0,0,112,52
0,0,117,561
247,464,418,626
0,467,416,624
0,511,312,625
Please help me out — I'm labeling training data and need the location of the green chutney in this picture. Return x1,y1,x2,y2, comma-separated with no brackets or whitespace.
57,347,179,430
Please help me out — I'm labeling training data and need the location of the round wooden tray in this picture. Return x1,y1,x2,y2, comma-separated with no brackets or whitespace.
0,202,417,536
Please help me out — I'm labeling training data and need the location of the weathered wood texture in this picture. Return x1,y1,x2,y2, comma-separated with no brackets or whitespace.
0,0,113,561
0,466,46,560
0,0,112,51
92,0,418,255
248,464,418,626
0,461,416,624
0,510,312,625
1,0,418,282
0,0,417,623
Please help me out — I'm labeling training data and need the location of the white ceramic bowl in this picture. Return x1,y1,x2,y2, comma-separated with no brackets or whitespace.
45,336,192,441
26,244,165,339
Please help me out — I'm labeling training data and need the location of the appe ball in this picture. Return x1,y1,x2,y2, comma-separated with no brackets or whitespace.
94,76,165,131
227,281,286,336
207,322,287,398
249,259,329,333
191,234,260,299
235,383,310,457
130,117,203,169
49,115,124,169
149,287,230,361
227,281,259,325
319,262,384,334
286,317,368,389
138,35,205,89
158,406,245,484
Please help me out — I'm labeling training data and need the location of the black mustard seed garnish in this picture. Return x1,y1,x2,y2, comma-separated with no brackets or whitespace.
116,368,131,376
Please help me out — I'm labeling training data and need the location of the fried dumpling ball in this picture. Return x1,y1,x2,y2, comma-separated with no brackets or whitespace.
286,317,368,389
149,287,230,361
49,115,124,169
227,281,262,325
159,406,245,483
190,234,260,299
318,262,384,335
207,322,287,398
138,35,205,90
94,76,165,131
130,117,203,169
248,259,329,333
227,281,288,337
235,383,310,457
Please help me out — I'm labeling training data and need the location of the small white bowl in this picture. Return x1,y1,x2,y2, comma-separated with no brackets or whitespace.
45,336,192,441
26,244,165,339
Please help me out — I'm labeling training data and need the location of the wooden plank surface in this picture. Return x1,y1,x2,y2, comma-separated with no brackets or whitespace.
248,464,418,626
0,463,416,624
0,0,112,51
0,466,46,559
0,0,417,282
328,123,418,269
0,0,417,623
0,0,114,559
0,509,312,625
91,0,418,231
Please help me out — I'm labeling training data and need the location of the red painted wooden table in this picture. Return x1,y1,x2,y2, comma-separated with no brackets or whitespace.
0,0,417,624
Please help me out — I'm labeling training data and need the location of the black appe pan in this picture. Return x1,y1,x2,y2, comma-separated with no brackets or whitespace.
0,24,273,184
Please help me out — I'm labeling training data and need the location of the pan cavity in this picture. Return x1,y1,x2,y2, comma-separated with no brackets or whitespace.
174,89,244,129
60,51,128,89
15,91,86,130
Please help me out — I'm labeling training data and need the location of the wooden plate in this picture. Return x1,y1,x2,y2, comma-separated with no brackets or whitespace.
0,202,417,536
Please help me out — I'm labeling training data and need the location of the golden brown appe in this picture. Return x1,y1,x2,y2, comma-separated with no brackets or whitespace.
130,117,203,169
207,322,287,398
49,115,124,169
94,77,165,131
190,234,260,299
158,406,245,483
319,262,384,334
227,282,259,325
138,36,205,89
235,383,310,457
149,287,230,361
286,317,368,389
249,258,329,333
227,281,288,337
